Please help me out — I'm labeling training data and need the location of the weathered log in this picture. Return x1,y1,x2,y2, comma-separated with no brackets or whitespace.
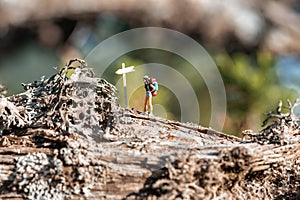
0,59,299,199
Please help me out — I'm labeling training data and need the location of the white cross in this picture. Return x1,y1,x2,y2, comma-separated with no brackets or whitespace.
115,63,135,108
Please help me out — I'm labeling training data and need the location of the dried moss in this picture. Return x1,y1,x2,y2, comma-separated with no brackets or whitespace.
0,58,117,140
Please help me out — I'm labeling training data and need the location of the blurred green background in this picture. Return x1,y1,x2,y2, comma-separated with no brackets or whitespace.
0,0,299,136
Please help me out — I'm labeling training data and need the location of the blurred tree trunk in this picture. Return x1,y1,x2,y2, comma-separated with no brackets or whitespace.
1,0,300,54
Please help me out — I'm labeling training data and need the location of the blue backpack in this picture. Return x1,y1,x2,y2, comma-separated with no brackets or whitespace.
150,78,158,96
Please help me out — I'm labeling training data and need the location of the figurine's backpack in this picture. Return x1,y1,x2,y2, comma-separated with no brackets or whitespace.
150,78,158,96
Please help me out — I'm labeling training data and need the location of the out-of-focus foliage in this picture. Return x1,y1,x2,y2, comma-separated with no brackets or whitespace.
215,51,297,134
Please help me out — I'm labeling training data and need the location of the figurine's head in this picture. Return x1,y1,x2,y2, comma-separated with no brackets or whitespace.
143,75,150,83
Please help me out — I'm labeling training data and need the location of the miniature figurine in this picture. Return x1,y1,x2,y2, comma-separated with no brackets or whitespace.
143,75,155,114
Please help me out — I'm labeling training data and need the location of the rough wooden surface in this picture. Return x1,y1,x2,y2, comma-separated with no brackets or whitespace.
0,59,299,199
0,114,235,199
